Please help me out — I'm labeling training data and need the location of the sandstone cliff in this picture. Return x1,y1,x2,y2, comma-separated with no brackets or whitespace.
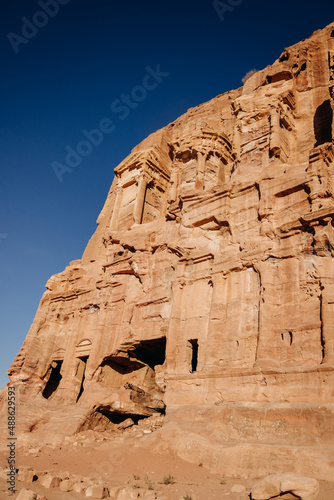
4,22,334,480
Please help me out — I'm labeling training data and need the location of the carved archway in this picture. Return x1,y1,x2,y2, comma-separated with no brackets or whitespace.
75,339,92,358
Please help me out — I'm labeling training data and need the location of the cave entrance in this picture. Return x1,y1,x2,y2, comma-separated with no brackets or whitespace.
42,360,63,399
95,337,167,423
76,356,88,402
188,339,198,373
314,99,333,146
132,337,166,369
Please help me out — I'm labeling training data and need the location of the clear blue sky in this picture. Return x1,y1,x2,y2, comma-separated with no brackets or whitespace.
0,0,332,388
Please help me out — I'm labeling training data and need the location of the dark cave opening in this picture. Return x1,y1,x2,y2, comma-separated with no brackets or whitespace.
132,337,166,369
314,99,333,147
42,360,63,400
189,339,198,373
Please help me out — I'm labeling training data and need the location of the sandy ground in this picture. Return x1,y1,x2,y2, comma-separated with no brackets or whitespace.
0,427,333,500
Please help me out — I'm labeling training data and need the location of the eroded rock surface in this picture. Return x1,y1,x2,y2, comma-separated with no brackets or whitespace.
3,22,334,479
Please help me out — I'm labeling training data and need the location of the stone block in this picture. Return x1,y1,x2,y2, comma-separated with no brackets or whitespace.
118,418,135,430
85,484,109,498
16,489,37,500
59,478,74,492
39,473,61,489
108,486,122,498
73,481,86,493
251,473,319,500
118,486,140,499
17,469,36,483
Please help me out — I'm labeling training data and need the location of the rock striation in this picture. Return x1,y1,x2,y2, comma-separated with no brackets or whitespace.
4,22,334,480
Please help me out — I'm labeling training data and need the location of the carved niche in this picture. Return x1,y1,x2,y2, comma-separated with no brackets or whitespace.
168,129,234,200
109,146,171,230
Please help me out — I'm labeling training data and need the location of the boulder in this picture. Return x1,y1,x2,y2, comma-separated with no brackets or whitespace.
85,484,109,498
118,418,135,430
17,469,36,483
59,478,74,492
251,473,319,500
108,486,122,498
118,486,141,499
73,481,86,493
16,489,37,500
39,474,61,489
143,492,157,500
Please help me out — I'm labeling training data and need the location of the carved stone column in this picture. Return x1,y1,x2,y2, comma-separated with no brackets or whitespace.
322,282,334,363
270,109,281,158
169,168,179,203
165,281,184,374
195,151,206,189
233,125,241,161
329,81,334,142
133,175,148,224
109,183,123,230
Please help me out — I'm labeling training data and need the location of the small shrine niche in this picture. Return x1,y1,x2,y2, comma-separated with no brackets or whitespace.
328,50,334,81
141,180,166,224
169,129,233,198
269,91,296,162
109,147,171,230
204,153,226,188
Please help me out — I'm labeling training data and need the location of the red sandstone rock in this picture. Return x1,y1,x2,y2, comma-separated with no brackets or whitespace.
17,469,35,483
16,490,37,500
59,478,74,492
118,487,140,499
251,473,319,500
39,474,61,489
2,21,334,481
85,484,109,498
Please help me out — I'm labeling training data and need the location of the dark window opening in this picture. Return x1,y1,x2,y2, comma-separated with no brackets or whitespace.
331,30,334,37
189,339,198,373
279,51,290,62
42,361,63,400
314,99,333,147
132,337,166,370
76,356,88,402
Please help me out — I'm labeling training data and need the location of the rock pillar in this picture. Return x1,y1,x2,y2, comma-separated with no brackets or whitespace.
133,176,147,224
196,151,206,188
110,184,123,230
270,109,281,157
